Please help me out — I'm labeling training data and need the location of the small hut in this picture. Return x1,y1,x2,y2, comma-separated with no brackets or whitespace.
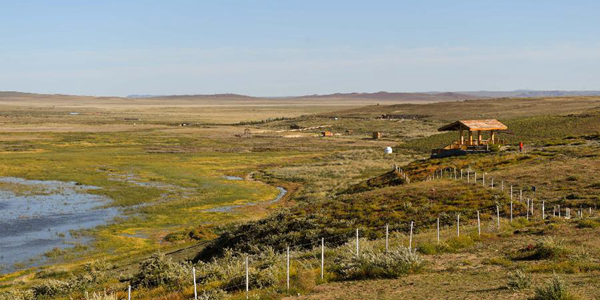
432,119,508,158
373,132,382,139
321,131,334,137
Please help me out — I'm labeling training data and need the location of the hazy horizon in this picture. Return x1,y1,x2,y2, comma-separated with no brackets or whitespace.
2,0,600,96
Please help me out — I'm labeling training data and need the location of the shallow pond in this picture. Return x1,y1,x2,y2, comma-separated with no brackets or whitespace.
0,177,119,273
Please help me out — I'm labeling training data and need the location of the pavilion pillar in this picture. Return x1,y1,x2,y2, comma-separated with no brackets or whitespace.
469,131,473,146
459,129,464,145
477,131,482,145
490,130,495,144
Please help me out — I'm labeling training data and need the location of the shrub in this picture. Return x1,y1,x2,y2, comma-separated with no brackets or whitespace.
507,269,531,290
513,237,568,260
576,219,599,229
84,291,118,300
31,279,71,297
530,275,577,300
199,289,227,300
131,253,189,288
197,248,283,292
0,290,35,300
331,241,422,280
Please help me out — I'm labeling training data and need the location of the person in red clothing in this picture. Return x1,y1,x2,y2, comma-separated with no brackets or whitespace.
519,141,524,153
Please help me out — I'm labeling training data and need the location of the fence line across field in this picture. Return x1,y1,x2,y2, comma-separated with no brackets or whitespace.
116,165,597,299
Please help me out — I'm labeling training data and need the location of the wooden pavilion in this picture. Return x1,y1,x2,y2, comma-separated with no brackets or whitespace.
431,119,508,158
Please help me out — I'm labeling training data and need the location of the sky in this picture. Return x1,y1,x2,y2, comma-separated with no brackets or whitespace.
1,0,600,96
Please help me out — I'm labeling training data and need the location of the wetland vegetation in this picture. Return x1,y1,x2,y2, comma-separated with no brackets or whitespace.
0,94,598,299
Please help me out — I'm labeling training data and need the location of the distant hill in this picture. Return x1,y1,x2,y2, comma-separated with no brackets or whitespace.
296,91,481,101
458,90,600,98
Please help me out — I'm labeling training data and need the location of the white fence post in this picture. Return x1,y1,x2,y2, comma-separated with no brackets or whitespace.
520,189,523,202
531,199,534,218
460,169,463,180
409,221,414,252
482,173,485,187
491,178,494,189
457,213,460,237
496,205,500,230
356,228,359,256
501,180,504,191
321,238,324,280
245,256,249,300
558,205,561,217
467,170,470,183
510,185,513,201
542,201,545,220
437,218,440,244
128,285,131,300
286,246,290,291
385,224,389,253
477,210,481,236
510,201,513,222
193,267,198,300
526,199,530,220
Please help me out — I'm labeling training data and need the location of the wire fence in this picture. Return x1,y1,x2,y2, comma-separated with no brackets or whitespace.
97,165,597,299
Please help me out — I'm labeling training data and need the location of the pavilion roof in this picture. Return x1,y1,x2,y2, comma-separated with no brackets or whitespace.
438,119,508,132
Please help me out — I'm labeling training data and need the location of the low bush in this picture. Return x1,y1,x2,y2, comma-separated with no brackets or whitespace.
513,237,568,261
31,279,71,297
198,289,227,300
0,290,35,300
131,253,190,289
197,248,283,292
530,275,577,300
576,219,599,229
506,269,531,290
330,241,423,280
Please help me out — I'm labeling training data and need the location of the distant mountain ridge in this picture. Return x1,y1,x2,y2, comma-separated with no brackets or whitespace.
457,90,600,98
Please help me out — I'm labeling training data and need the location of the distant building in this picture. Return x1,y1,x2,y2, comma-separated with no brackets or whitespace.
322,131,334,137
373,132,382,139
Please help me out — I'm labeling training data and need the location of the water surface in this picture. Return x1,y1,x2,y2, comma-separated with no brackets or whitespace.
0,177,119,273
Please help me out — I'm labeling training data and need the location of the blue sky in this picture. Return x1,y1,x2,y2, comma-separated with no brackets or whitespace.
1,0,599,96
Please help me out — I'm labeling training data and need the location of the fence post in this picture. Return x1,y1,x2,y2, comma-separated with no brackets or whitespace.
510,185,513,201
321,238,324,280
558,205,561,217
467,170,470,183
457,213,460,237
460,169,463,180
409,221,414,252
496,205,500,230
356,228,359,256
482,173,485,187
128,285,131,300
437,218,440,244
553,206,556,217
542,201,545,220
526,199,530,220
477,210,481,236
531,199,534,218
491,178,494,189
510,201,513,222
286,246,290,291
501,180,504,191
474,172,476,184
193,267,198,300
520,189,523,202
245,256,249,300
385,224,389,253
